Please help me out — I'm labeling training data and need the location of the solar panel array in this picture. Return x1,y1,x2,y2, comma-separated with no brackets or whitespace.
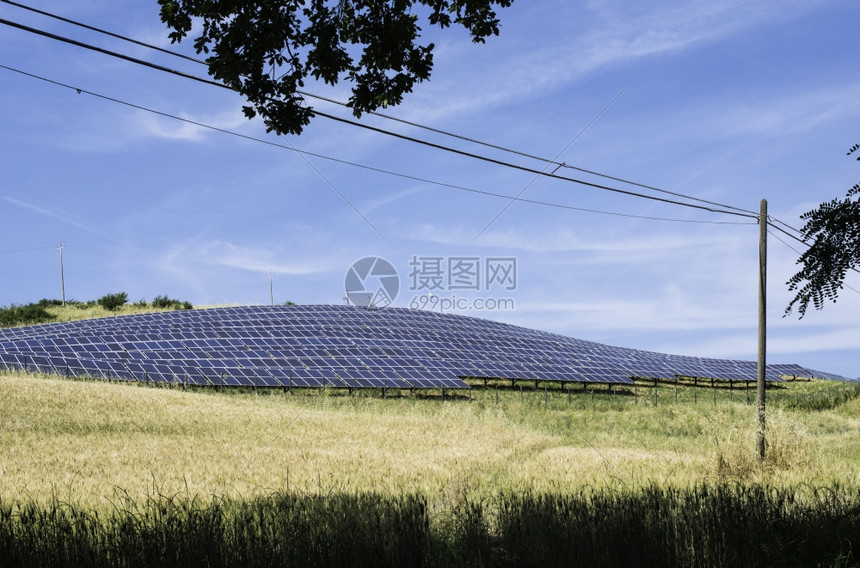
768,363,856,383
0,304,852,389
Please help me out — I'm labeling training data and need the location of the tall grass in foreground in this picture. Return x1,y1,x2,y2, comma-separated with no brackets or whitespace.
0,492,428,568
491,484,859,568
1,484,857,568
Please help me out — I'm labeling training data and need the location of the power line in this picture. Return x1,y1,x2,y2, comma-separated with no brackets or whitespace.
768,216,805,237
62,241,126,255
299,96,757,217
0,0,203,65
0,16,758,221
0,240,56,252
767,221,858,279
0,18,388,243
469,80,633,245
766,220,808,247
0,62,754,227
1,0,759,217
0,245,57,254
229,384,329,491
277,133,391,245
768,228,810,262
12,11,844,254
0,17,218,88
309,109,759,219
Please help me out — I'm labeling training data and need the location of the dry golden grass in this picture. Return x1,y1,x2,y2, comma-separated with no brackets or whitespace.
40,303,193,323
1,374,858,510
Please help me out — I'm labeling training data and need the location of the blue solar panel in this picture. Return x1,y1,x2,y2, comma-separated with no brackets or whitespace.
0,304,851,391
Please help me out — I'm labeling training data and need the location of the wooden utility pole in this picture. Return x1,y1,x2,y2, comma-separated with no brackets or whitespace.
757,199,767,461
58,241,66,306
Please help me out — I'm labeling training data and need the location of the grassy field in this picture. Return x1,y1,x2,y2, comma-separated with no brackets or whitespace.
0,300,208,329
2,372,859,566
3,306,858,564
1,371,858,508
40,302,200,323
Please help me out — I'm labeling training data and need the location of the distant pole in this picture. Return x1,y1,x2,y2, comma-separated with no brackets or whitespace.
58,241,66,306
757,199,767,461
269,269,274,306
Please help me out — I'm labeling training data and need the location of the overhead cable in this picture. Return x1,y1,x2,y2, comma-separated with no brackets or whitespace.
1,0,203,64
0,62,755,227
469,80,634,245
0,10,759,219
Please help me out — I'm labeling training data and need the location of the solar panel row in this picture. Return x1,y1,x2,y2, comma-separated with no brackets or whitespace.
0,305,853,391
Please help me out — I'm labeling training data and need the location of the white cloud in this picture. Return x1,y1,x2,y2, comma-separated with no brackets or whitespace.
362,186,426,214
130,107,249,142
402,0,819,123
407,222,739,255
512,297,752,332
158,238,339,277
694,83,860,142
653,323,860,361
3,196,99,233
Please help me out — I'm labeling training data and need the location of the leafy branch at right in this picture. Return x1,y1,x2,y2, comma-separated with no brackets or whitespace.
785,145,860,317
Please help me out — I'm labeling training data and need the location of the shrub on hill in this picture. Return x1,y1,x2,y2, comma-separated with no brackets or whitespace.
0,304,55,327
152,295,193,310
59,299,96,310
151,295,173,309
98,292,128,312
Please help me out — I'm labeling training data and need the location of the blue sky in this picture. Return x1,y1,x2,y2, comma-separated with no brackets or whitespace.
1,0,858,377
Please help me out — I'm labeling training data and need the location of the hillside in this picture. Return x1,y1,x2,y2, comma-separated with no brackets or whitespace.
1,372,858,506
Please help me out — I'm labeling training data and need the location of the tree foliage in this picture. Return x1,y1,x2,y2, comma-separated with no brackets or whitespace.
158,0,513,135
785,145,860,317
0,304,55,328
98,292,129,312
152,295,193,310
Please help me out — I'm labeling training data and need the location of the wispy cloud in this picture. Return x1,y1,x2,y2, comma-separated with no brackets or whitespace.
129,107,250,142
405,0,818,123
653,323,860,361
407,222,737,254
158,238,340,276
139,235,355,304
362,186,426,214
663,82,860,145
512,297,752,333
3,196,100,233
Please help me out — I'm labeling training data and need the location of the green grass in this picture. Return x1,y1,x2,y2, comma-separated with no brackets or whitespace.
1,373,858,505
1,372,858,565
1,481,857,567
0,299,200,328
